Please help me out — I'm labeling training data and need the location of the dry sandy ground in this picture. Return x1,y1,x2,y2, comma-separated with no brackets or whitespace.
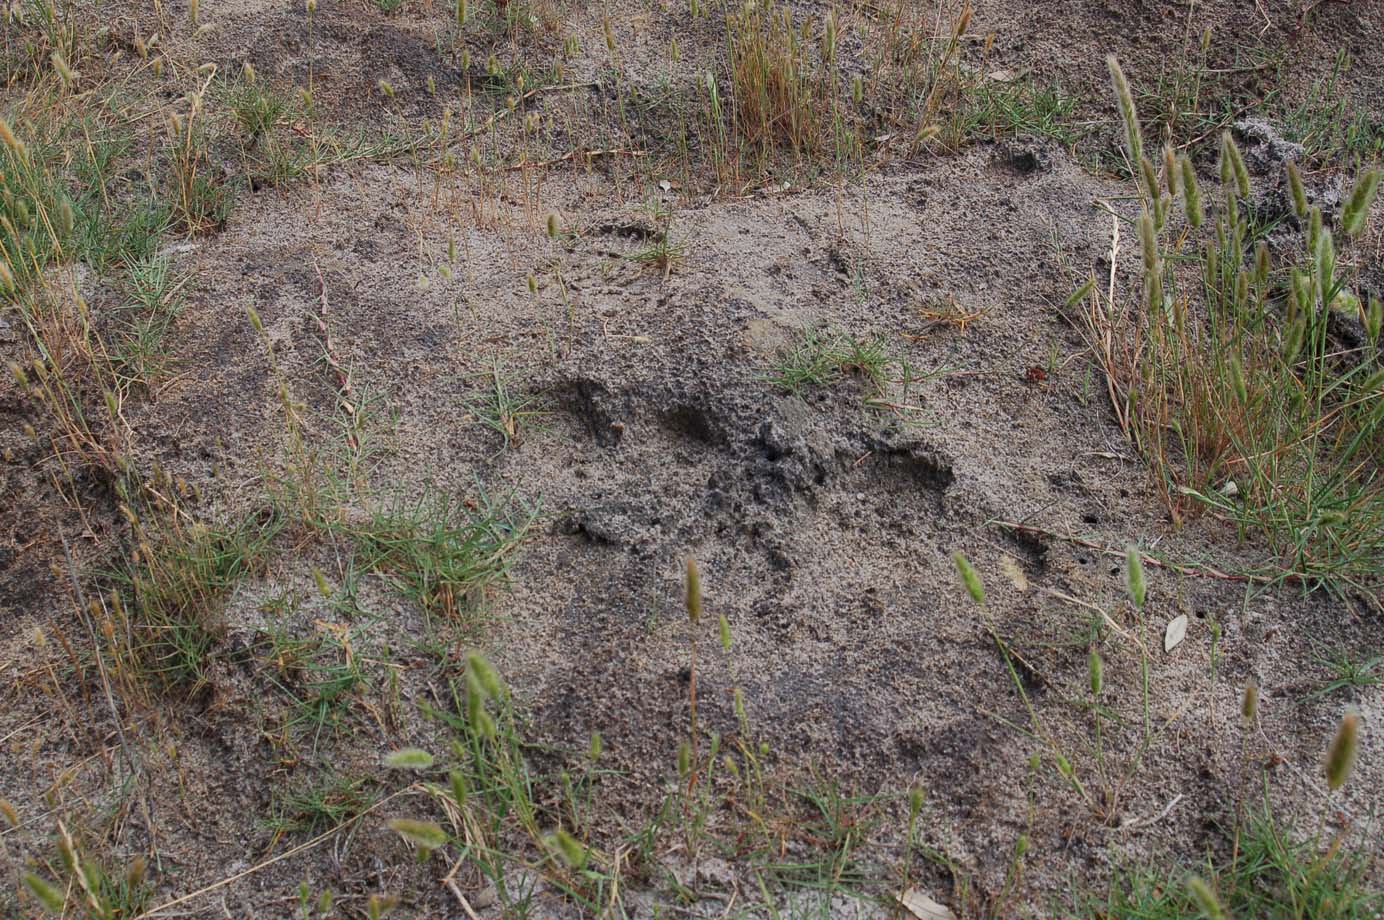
2,0,1383,916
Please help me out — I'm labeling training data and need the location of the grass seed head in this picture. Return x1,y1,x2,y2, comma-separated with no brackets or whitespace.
550,828,588,868
1342,168,1381,238
1139,155,1160,208
1186,877,1226,920
953,551,985,606
1287,160,1308,218
1241,681,1258,723
1316,229,1335,306
1088,648,1104,696
1138,211,1159,271
1125,545,1146,609
1325,709,1360,791
22,873,65,914
1229,354,1247,406
685,556,701,624
0,117,28,160
1106,55,1142,167
466,651,504,699
387,818,447,851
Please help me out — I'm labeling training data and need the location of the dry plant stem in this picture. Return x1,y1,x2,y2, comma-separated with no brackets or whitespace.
453,81,601,148
132,786,416,918
59,534,137,783
487,147,647,175
994,520,1283,585
311,257,357,452
687,634,699,792
444,879,482,920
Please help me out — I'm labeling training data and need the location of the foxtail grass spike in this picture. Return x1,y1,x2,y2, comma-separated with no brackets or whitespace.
953,552,985,605
466,651,503,699
1146,269,1164,316
1163,145,1178,197
1325,709,1360,791
22,873,65,914
1107,55,1142,167
1316,229,1335,307
1282,315,1306,364
1088,649,1104,696
1186,877,1226,920
1229,355,1247,406
1242,682,1258,723
718,613,732,652
1125,545,1146,609
685,556,701,624
1287,160,1308,218
387,818,447,851
1138,211,1159,271
1254,240,1270,287
1221,131,1249,198
1139,156,1160,209
1342,168,1381,238
551,828,588,868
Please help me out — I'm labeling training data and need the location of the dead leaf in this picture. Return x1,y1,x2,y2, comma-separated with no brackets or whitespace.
1164,614,1188,653
898,888,958,920
987,67,1030,83
1000,557,1029,592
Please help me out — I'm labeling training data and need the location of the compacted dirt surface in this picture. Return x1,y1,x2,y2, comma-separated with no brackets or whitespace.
3,0,1384,917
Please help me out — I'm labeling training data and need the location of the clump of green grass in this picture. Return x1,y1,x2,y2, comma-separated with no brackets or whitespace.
345,488,534,624
1276,51,1384,164
467,360,545,453
110,254,188,387
268,773,377,842
1083,810,1383,919
767,326,893,396
226,76,290,140
112,506,283,693
1081,56,1384,592
1305,644,1383,702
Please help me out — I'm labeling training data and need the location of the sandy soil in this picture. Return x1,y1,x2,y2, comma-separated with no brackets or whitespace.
3,0,1383,916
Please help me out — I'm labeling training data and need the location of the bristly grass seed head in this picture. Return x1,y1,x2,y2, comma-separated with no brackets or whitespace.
1186,876,1227,920
1325,709,1360,791
1125,545,1146,609
953,551,985,606
1287,160,1308,219
1342,168,1381,238
685,556,701,624
1106,55,1142,168
1088,648,1104,696
1221,131,1249,198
